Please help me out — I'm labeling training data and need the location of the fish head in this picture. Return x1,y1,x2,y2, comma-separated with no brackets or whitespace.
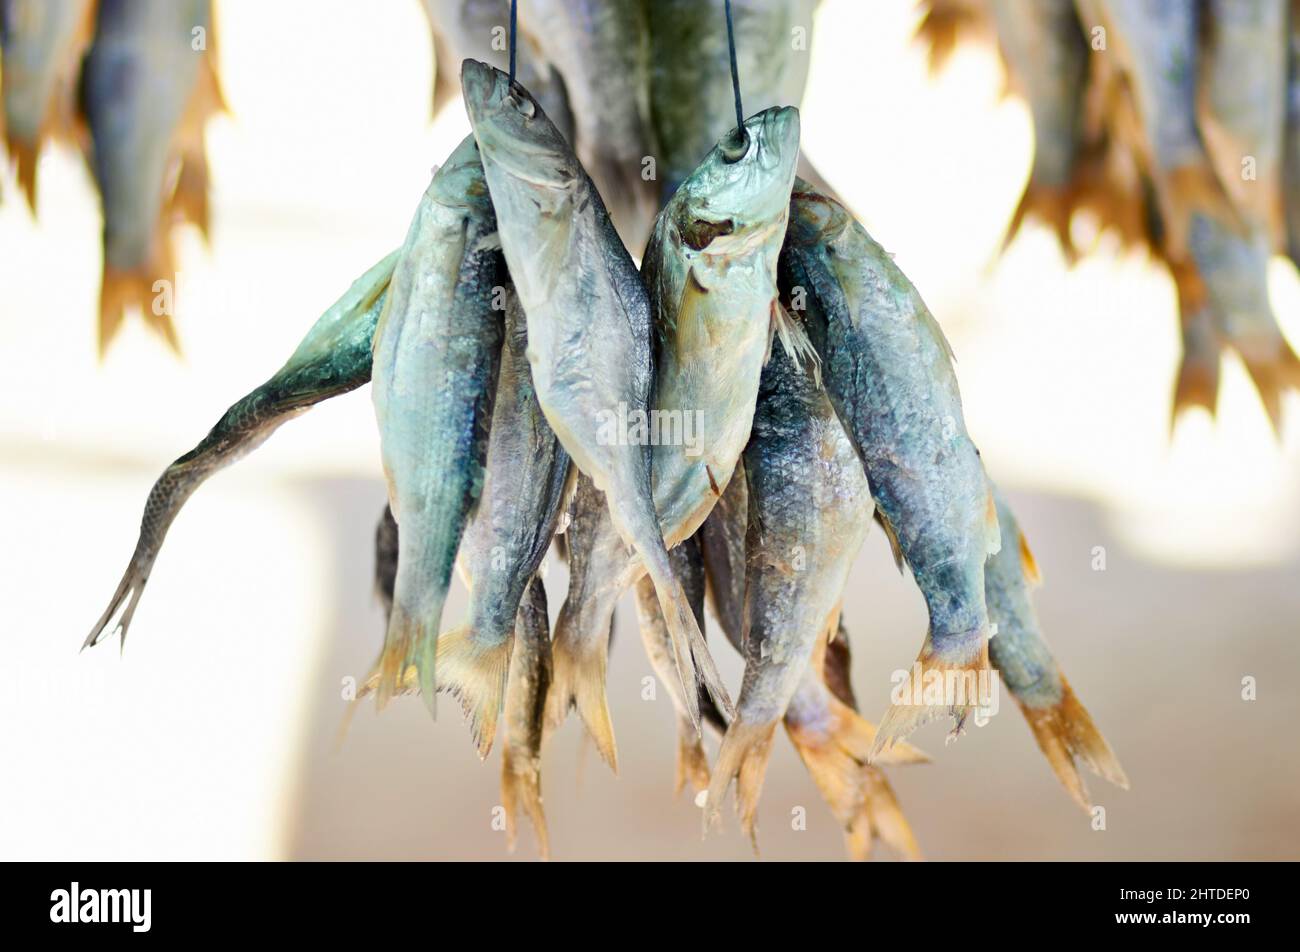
461,58,578,220
785,177,853,248
428,134,493,215
665,106,801,262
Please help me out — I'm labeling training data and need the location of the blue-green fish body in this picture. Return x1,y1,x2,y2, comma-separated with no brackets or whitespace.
369,134,504,711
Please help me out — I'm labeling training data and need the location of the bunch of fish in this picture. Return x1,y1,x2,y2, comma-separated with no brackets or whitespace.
919,0,1300,432
1,0,223,353
85,50,1127,859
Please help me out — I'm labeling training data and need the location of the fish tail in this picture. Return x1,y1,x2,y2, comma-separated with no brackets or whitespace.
915,0,990,74
646,563,735,731
870,633,991,759
545,620,617,772
6,134,39,214
99,263,182,358
1018,676,1129,812
501,746,549,859
1170,264,1220,426
434,626,512,758
83,540,155,654
785,695,926,860
850,769,923,862
702,719,778,851
1239,342,1300,437
373,601,436,715
1003,182,1079,263
674,716,711,797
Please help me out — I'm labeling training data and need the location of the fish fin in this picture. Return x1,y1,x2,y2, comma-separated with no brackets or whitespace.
1003,182,1079,265
1016,676,1129,813
852,769,923,861
545,626,618,772
99,249,183,358
702,719,778,852
6,134,39,214
915,0,991,75
870,634,991,758
984,487,1001,556
373,603,435,715
674,716,711,797
1239,344,1300,439
770,301,822,385
874,510,905,573
501,747,549,859
171,148,212,240
83,540,157,653
1171,352,1221,428
435,626,511,758
1018,528,1042,588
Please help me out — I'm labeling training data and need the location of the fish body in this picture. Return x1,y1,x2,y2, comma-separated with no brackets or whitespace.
369,134,504,711
82,0,222,354
421,0,573,142
436,293,572,755
462,58,730,730
1198,0,1287,245
0,0,94,210
643,104,801,544
520,0,655,248
646,0,817,203
703,343,874,844
85,250,398,650
780,178,998,751
500,576,553,859
985,486,1128,811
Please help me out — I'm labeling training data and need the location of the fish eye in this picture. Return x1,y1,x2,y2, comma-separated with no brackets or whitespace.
721,128,749,163
681,217,736,251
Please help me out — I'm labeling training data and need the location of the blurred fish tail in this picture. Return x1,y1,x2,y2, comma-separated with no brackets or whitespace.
674,717,711,796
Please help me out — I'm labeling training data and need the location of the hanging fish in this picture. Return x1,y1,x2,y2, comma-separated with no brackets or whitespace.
0,0,94,211
779,178,999,752
632,535,726,796
462,58,731,728
703,343,876,847
432,291,571,755
985,486,1129,812
421,0,573,143
1083,0,1300,430
500,575,553,859
80,0,224,354
989,0,1089,257
84,250,397,650
369,134,504,712
645,0,818,204
519,0,656,248
547,103,799,748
